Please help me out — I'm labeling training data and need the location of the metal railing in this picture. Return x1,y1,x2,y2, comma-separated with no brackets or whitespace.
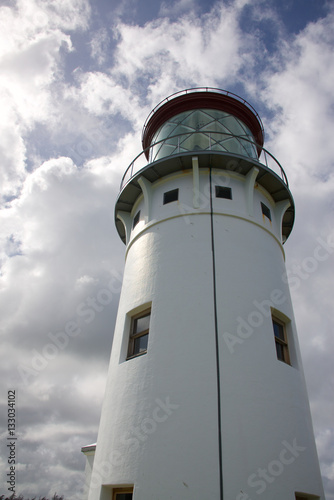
120,132,288,191
142,87,265,142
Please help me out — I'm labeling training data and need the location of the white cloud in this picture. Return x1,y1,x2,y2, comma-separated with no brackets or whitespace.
260,11,334,174
112,3,250,91
90,27,110,66
0,0,91,204
158,0,200,18
0,0,333,498
0,151,123,496
76,71,143,123
14,0,91,33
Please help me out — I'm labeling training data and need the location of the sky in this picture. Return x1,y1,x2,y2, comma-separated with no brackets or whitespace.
0,0,333,498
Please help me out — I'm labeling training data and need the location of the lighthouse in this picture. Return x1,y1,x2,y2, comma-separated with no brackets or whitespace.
82,88,324,500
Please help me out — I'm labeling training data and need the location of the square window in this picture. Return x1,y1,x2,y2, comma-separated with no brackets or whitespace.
272,316,290,365
261,202,271,221
163,188,179,204
113,487,133,500
133,211,140,228
215,186,232,199
127,309,151,359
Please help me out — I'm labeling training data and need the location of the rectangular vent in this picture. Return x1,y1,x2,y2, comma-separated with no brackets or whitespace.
261,202,271,221
215,186,232,199
163,188,179,204
133,210,140,228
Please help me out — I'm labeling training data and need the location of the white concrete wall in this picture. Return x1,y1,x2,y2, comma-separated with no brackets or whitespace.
82,449,95,500
87,165,324,500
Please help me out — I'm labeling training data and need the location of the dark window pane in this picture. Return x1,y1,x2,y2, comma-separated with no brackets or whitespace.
163,188,179,204
261,202,271,220
273,320,285,341
133,334,148,355
133,210,140,228
134,314,150,334
215,186,232,199
115,494,133,500
275,341,285,361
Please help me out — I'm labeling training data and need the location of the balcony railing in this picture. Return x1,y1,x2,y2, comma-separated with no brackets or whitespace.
120,132,288,191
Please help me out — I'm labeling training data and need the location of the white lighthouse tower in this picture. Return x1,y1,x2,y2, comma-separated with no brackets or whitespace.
82,88,324,500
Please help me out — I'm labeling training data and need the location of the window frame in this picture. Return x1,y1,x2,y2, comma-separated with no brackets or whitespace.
112,486,133,500
272,315,290,365
127,308,151,360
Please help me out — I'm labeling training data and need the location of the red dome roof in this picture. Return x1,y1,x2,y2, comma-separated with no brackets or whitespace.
142,88,264,159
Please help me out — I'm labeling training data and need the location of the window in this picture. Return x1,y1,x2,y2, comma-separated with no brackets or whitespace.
127,309,151,359
113,487,133,500
215,186,232,199
272,316,290,364
261,202,271,221
163,188,179,204
133,210,140,228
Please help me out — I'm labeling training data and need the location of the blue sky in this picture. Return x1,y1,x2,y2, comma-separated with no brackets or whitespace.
0,0,333,498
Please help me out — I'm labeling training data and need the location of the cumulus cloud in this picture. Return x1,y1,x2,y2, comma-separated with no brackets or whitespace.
111,2,252,92
0,0,333,498
90,27,110,66
0,0,90,203
0,154,124,496
260,11,334,176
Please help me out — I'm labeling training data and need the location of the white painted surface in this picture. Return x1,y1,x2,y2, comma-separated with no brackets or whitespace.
86,164,324,500
82,447,96,500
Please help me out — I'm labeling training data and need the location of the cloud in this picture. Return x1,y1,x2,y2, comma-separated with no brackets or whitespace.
14,0,91,32
158,0,200,18
259,12,334,139
0,0,333,498
111,4,249,90
0,154,124,497
90,27,110,66
0,0,91,204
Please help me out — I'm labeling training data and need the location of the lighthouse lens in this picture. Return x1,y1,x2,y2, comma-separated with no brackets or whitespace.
150,109,258,162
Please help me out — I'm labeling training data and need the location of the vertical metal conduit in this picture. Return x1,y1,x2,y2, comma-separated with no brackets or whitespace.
209,166,224,500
